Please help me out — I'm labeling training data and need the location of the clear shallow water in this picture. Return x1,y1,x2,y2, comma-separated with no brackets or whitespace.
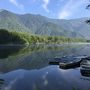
0,44,90,90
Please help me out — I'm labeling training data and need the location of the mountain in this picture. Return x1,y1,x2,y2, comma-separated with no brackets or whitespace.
0,9,90,39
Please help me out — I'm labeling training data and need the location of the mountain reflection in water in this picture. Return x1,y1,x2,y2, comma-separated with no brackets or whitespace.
0,44,90,90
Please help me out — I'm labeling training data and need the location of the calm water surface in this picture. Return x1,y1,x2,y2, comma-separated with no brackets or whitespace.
0,44,90,90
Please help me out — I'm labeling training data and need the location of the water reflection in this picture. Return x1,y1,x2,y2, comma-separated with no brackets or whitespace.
0,44,90,90
0,44,85,59
0,46,23,59
0,66,90,90
0,44,86,73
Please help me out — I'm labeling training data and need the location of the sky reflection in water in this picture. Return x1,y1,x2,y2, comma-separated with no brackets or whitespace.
0,44,90,90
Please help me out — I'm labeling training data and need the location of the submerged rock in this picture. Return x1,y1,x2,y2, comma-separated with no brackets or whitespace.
80,59,90,77
49,55,86,69
0,79,5,84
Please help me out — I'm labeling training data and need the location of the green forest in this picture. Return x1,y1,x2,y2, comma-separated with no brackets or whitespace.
0,29,87,45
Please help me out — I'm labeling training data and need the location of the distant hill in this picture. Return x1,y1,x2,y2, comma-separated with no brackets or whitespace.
0,9,90,39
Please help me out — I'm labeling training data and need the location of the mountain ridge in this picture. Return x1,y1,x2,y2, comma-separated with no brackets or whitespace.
0,9,90,39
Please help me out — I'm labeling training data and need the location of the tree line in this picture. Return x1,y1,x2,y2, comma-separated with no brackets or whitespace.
0,29,87,45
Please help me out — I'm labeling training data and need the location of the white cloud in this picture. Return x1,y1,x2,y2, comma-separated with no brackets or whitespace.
59,11,70,19
58,0,87,19
42,0,50,13
9,0,24,10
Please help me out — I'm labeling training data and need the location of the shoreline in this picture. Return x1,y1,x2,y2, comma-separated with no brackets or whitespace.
0,42,90,47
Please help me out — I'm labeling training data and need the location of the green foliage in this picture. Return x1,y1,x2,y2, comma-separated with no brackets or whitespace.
0,29,26,44
86,40,90,42
0,29,86,45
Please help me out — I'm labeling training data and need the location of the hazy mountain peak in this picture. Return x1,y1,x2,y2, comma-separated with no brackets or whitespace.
0,9,6,12
0,9,90,39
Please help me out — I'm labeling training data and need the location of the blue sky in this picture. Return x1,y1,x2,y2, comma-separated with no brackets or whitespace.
0,0,90,19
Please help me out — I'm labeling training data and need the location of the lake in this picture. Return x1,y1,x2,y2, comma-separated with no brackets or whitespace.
0,44,90,90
